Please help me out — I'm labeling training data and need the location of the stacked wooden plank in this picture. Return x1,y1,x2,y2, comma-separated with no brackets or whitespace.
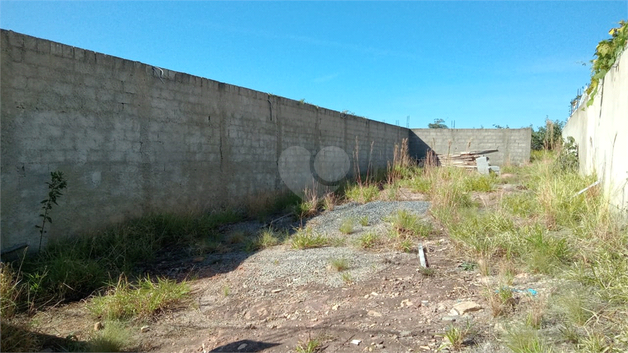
436,149,498,168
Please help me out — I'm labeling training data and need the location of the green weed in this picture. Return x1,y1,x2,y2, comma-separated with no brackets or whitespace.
357,232,379,249
295,337,322,353
329,258,349,272
438,322,473,351
291,228,330,249
86,320,132,352
339,218,356,234
345,184,379,203
386,210,431,238
341,272,353,284
250,228,284,250
359,215,369,226
463,173,496,192
89,275,190,321
503,326,553,353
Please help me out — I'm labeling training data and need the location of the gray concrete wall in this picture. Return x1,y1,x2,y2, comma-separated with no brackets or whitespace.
563,49,628,215
0,30,407,251
409,128,531,166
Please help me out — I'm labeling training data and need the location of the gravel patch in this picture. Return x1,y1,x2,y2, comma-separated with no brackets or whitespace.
207,201,431,291
306,200,431,241
242,247,400,289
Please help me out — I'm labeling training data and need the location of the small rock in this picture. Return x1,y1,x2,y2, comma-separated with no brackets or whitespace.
401,299,413,307
140,326,150,333
400,331,412,338
237,343,248,350
376,344,385,349
441,315,459,322
332,304,340,311
452,301,482,315
94,322,104,331
272,289,282,293
351,339,362,346
367,310,383,317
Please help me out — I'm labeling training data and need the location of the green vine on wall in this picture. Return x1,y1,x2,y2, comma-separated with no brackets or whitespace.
586,20,628,106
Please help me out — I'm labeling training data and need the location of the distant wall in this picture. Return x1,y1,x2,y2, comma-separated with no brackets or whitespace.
409,128,531,166
563,49,628,215
0,30,407,251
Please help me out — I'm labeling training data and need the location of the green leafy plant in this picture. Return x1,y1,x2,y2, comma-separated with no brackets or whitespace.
36,171,68,251
586,20,628,106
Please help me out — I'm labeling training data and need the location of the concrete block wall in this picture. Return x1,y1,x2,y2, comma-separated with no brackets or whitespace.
0,30,407,251
409,128,532,166
563,49,628,215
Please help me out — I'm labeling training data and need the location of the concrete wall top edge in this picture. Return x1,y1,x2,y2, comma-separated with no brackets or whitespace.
411,128,532,132
1,29,407,130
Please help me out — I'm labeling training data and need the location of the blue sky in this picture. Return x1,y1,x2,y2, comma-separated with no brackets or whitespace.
1,1,626,129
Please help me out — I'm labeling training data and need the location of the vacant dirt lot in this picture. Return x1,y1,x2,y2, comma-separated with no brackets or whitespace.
22,187,551,353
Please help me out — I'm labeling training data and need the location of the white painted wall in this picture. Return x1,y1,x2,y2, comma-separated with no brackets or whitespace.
563,48,628,215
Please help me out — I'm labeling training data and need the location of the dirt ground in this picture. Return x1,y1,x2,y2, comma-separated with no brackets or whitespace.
25,187,543,353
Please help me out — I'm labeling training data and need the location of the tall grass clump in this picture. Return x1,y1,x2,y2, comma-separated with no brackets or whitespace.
386,210,432,238
295,187,321,219
89,275,190,321
408,166,475,209
344,183,379,204
1,263,21,318
12,209,242,310
386,138,415,184
291,228,331,249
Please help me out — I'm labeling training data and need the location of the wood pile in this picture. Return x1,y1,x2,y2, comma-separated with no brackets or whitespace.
436,149,498,168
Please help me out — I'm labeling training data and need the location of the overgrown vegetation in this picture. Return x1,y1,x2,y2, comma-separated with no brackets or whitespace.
586,20,627,106
428,151,627,352
530,118,564,151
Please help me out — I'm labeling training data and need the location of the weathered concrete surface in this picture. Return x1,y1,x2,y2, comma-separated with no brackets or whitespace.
0,30,406,251
409,128,531,166
563,49,628,215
